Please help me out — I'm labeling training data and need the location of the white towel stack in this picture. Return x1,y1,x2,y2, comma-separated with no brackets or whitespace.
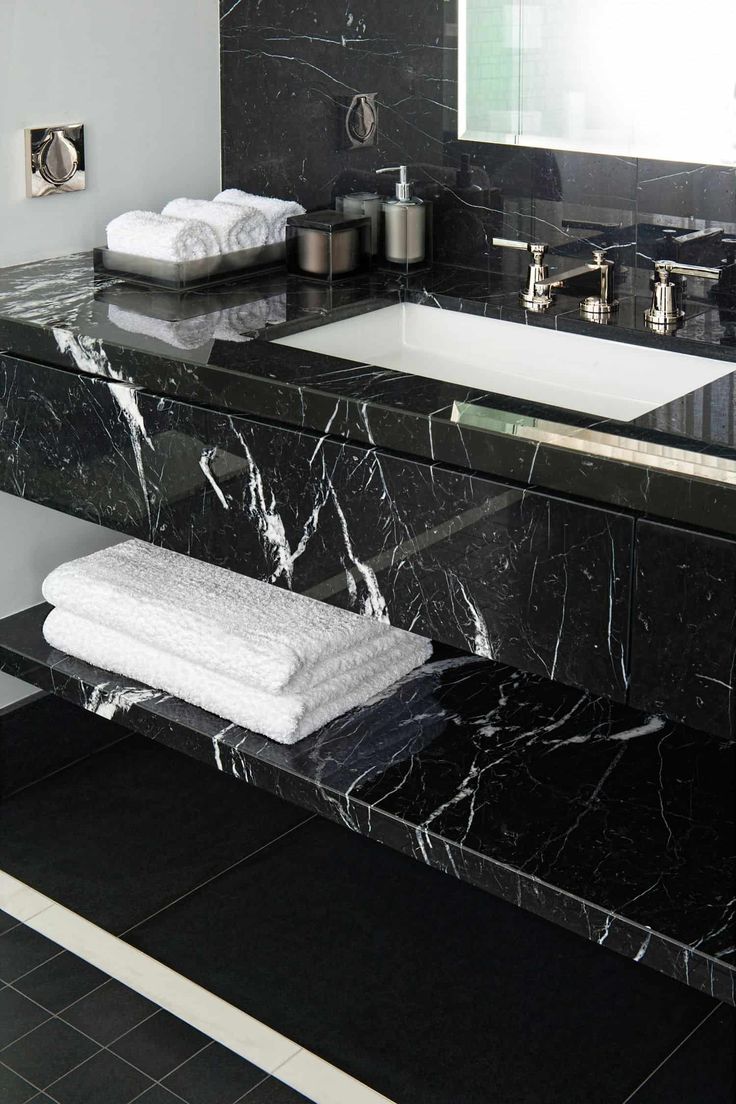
215,189,305,245
162,198,269,253
42,540,432,744
106,211,220,262
105,190,302,262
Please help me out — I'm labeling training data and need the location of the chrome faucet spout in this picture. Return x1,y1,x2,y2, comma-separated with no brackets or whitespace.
537,249,617,320
535,261,602,290
492,240,617,320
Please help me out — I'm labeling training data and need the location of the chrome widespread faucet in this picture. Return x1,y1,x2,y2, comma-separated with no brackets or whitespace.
534,250,618,320
644,259,722,331
493,239,618,320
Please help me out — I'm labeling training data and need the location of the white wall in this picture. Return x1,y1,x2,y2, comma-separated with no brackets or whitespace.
0,0,221,265
0,494,128,710
0,0,220,707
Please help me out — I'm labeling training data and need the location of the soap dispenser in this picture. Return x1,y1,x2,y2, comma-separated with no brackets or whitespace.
376,165,430,269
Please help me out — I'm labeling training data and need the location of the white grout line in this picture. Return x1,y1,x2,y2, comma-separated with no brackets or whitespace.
0,871,397,1104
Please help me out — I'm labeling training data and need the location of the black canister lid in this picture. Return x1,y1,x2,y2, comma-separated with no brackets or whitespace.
286,209,371,232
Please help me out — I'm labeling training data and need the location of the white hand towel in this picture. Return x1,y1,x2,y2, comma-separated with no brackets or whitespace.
108,304,220,351
106,211,220,262
42,540,429,694
162,198,268,253
43,608,431,744
214,189,305,245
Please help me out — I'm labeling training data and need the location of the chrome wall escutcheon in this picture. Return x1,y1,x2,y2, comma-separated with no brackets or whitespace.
25,124,86,198
341,93,378,149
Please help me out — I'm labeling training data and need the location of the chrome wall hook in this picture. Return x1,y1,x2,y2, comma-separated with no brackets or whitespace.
343,94,378,149
25,124,85,198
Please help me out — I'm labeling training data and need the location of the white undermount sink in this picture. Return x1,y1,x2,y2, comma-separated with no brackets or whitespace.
274,302,730,422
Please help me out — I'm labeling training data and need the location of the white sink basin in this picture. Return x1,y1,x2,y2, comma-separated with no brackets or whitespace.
274,302,730,422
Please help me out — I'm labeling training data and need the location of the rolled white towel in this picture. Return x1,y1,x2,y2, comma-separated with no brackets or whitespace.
42,539,430,695
162,198,268,253
43,608,431,744
106,210,220,262
214,189,305,245
108,304,220,351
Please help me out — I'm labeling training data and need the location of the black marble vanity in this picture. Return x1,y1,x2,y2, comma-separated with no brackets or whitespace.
1,253,735,732
0,251,734,1006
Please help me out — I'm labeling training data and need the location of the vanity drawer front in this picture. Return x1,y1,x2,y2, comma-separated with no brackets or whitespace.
0,354,632,699
630,521,736,739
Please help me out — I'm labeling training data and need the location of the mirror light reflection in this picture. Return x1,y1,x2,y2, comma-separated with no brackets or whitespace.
459,0,736,165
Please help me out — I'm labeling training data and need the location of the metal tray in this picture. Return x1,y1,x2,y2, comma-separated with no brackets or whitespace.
93,241,286,290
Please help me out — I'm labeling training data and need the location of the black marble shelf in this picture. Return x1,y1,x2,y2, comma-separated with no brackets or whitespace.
1,602,733,1005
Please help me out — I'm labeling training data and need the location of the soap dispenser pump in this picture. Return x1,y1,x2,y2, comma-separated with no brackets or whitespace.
376,165,429,268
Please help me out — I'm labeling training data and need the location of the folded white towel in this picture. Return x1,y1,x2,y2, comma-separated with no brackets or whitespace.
106,210,220,262
214,189,305,245
108,304,220,351
162,198,268,253
43,608,430,743
213,294,287,342
42,540,430,695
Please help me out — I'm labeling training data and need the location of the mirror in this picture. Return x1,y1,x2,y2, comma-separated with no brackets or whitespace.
459,0,736,165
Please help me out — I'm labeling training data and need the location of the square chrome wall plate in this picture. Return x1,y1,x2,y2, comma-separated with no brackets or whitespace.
25,124,85,198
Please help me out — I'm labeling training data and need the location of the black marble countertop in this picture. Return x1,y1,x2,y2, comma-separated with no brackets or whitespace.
1,252,735,534
1,602,732,1006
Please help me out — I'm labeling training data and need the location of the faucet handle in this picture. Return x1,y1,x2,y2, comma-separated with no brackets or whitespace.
492,238,553,310
645,259,723,332
493,238,548,260
654,259,722,282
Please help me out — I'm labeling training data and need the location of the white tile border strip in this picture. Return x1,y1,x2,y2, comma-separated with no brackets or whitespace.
0,870,396,1104
0,872,54,925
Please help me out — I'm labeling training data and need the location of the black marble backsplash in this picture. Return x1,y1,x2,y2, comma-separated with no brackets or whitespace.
220,1,736,278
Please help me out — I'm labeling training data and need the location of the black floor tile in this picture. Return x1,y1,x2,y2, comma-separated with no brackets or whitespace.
0,927,60,984
110,1010,210,1081
14,952,107,1014
127,817,720,1104
0,988,49,1048
162,1041,265,1103
0,696,126,799
0,1018,98,1089
0,736,309,932
0,1060,38,1104
0,909,18,935
46,1048,154,1104
61,980,158,1046
241,1078,314,1103
628,1005,736,1103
